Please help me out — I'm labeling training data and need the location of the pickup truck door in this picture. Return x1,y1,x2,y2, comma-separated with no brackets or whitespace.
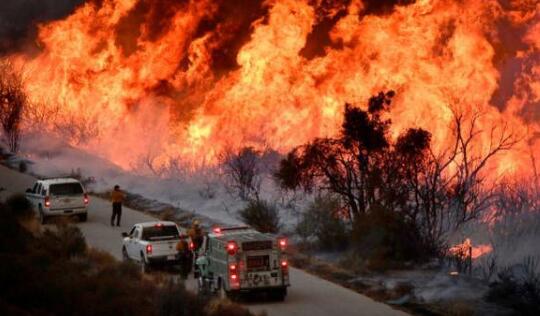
125,226,138,259
26,183,40,208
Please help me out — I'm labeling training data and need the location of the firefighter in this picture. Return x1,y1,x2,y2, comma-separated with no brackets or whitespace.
188,219,204,251
188,220,204,278
176,235,192,279
110,185,125,226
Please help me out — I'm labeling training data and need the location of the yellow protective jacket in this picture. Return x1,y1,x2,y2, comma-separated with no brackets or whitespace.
111,190,125,203
188,227,203,250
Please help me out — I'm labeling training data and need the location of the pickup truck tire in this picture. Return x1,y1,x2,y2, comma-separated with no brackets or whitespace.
140,253,150,273
78,213,88,222
122,247,129,262
38,206,47,225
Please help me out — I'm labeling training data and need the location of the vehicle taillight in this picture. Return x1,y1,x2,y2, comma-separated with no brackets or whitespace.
229,263,240,288
146,244,153,254
279,238,287,250
44,196,51,208
83,193,89,205
281,260,289,282
189,242,194,251
226,241,238,256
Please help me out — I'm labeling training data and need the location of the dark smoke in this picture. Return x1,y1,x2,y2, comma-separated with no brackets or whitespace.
300,0,416,60
489,1,540,121
300,0,350,60
193,0,269,75
115,0,189,57
361,0,416,15
0,0,84,55
114,0,268,75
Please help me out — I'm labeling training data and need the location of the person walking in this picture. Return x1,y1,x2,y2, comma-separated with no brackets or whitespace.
111,185,125,226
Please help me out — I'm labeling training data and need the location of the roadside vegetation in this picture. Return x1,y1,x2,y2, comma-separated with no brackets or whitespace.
276,91,516,264
0,193,258,316
271,91,540,314
0,60,26,153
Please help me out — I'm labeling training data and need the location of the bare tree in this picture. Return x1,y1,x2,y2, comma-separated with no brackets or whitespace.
220,146,263,201
23,100,60,131
0,59,27,152
405,110,518,252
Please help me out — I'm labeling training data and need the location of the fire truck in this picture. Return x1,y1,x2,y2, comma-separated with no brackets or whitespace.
194,226,290,301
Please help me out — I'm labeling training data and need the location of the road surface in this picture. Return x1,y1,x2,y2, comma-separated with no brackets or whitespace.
0,164,408,316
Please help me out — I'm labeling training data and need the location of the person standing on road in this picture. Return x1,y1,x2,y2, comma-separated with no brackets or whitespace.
176,235,192,279
111,185,125,226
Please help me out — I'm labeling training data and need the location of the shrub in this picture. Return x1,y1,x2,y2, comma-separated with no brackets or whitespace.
36,224,87,258
206,299,254,316
4,193,33,219
0,194,256,316
296,195,349,251
156,281,206,316
239,199,280,233
351,204,425,270
485,258,540,315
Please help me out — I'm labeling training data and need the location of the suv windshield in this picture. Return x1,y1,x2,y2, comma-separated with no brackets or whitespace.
142,225,179,241
49,183,84,195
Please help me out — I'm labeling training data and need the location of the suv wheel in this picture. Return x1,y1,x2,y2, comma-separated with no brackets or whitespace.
78,213,88,222
122,247,129,262
140,254,150,273
38,206,47,225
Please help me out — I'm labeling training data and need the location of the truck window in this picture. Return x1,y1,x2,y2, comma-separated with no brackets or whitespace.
49,183,84,195
36,184,42,195
41,187,47,196
32,183,38,194
142,225,179,241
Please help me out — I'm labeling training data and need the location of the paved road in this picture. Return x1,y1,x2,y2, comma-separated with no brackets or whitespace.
0,164,408,316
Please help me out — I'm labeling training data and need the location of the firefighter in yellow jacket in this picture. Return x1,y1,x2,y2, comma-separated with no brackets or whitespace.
188,220,204,251
110,185,125,226
176,235,192,278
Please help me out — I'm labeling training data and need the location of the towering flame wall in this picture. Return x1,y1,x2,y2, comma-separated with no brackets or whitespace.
8,0,540,172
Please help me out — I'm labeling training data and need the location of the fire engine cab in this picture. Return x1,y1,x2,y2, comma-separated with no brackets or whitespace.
195,226,290,301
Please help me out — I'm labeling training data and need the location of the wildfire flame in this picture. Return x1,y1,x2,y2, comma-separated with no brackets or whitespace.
449,238,493,260
8,0,540,171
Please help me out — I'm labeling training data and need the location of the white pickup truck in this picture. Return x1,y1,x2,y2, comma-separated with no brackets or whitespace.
121,221,185,273
25,178,89,224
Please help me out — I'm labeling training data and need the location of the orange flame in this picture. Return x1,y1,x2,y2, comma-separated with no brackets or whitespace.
449,238,493,260
8,0,540,172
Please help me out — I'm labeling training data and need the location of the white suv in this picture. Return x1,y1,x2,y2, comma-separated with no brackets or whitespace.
26,178,89,224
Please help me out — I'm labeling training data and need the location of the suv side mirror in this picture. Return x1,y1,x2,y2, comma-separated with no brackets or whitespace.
26,188,32,193
121,232,129,238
